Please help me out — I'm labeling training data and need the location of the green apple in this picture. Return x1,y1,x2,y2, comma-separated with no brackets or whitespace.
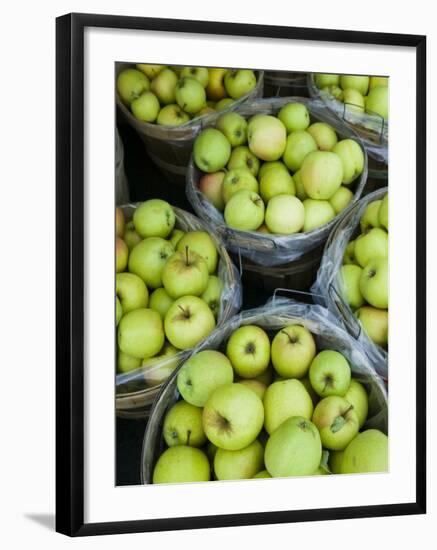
343,240,357,265
215,98,234,111
360,200,382,232
315,74,340,89
176,231,218,274
116,207,125,237
175,77,206,114
224,69,257,99
177,349,234,407
150,68,178,104
258,161,288,180
303,199,336,232
355,306,388,347
227,145,260,176
366,86,388,120
169,229,185,248
341,429,388,474
222,168,259,204
339,75,369,96
247,115,287,161
164,295,215,350
163,400,206,447
153,446,210,484
238,379,267,400
123,221,141,251
133,199,175,239
214,439,264,480
216,112,248,147
263,379,314,434
379,193,389,229
117,68,150,106
116,272,149,313
328,450,345,474
201,275,223,318
265,195,305,234
128,237,174,288
301,150,343,200
224,190,265,231
264,416,322,477
369,76,388,89
332,139,364,185
198,171,226,211
354,228,388,267
116,297,122,326
307,122,338,151
344,379,369,429
312,396,359,450
130,91,160,122
330,186,354,214
277,102,310,133
118,308,164,359
162,249,209,299
226,325,271,378
136,64,166,79
309,350,351,398
117,350,141,374
180,66,209,87
193,105,215,118
253,469,272,479
202,383,264,450
322,85,344,101
271,325,316,379
342,88,365,113
282,130,318,172
156,104,190,126
259,165,295,203
148,287,174,320
143,342,179,386
206,68,228,101
293,170,308,201
193,128,231,173
340,264,365,310
360,258,388,309
116,237,129,272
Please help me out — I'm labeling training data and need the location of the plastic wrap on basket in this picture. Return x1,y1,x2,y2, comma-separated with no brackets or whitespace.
115,127,130,205
186,97,368,267
311,188,388,379
141,297,388,483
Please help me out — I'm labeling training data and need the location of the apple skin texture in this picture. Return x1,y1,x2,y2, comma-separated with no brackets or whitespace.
176,231,218,274
341,429,388,474
366,86,388,120
163,400,206,448
356,306,388,348
330,186,354,214
150,68,178,105
303,199,335,232
301,151,343,200
247,115,287,162
344,379,369,429
175,77,206,114
359,257,388,309
131,91,160,122
136,64,165,79
116,238,129,273
332,139,364,185
341,264,365,310
180,66,209,87
117,308,164,359
271,324,316,378
307,122,338,151
315,74,340,89
194,128,231,173
222,168,259,204
224,190,265,231
198,171,226,211
309,350,351,398
259,165,295,203
162,250,209,299
238,379,267,400
128,237,174,289
201,275,223,318
224,69,257,99
117,68,150,106
379,193,389,229
265,195,305,235
116,272,149,314
164,296,215,350
153,446,210,484
226,325,271,378
339,75,369,96
227,146,260,177
282,130,317,172
277,103,310,133
168,228,185,248
115,207,125,238
156,105,190,127
312,396,359,451
214,439,264,480
354,228,388,268
148,288,174,320
133,199,175,239
216,112,248,147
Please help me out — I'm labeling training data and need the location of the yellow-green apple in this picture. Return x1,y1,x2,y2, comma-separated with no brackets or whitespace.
193,105,215,118
263,379,314,434
301,151,343,199
215,98,234,110
340,264,365,310
117,68,150,106
366,86,388,120
176,231,218,274
118,308,164,359
116,237,128,272
227,145,260,176
342,88,365,113
224,190,265,231
315,74,340,88
307,122,338,151
175,77,206,114
271,325,316,378
222,168,259,204
282,130,318,172
162,249,209,299
344,379,369,428
198,171,226,211
148,287,174,320
328,449,345,474
116,297,122,326
128,237,174,288
303,199,336,232
330,186,354,214
117,350,141,374
341,429,388,473
201,275,223,318
153,446,210,484
247,115,287,161
133,199,175,239
163,400,206,447
379,193,389,229
343,240,357,265
293,170,308,201
360,200,382,231
354,227,388,267
143,342,179,386
238,379,267,400
253,469,272,478
150,68,178,104
224,69,256,99
116,207,125,237
136,64,166,79
339,75,369,95
116,272,149,313
169,229,185,248
156,104,190,126
216,112,248,147
177,349,234,407
202,383,264,450
355,306,388,347
164,295,215,350
226,325,270,378
180,66,209,87
277,102,310,133
265,195,305,234
369,76,388,89
360,258,388,309
259,165,295,203
264,416,322,477
214,439,264,480
322,85,344,101
258,160,288,180
193,128,231,173
206,68,228,101
123,221,141,251
130,91,160,122
312,396,359,450
332,139,365,185
309,350,351,398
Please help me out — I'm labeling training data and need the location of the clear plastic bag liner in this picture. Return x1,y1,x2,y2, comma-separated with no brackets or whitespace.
186,97,368,266
115,127,129,205
310,188,388,379
141,297,388,483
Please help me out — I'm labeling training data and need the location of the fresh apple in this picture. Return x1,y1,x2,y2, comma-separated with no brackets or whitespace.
201,275,223,318
265,195,305,234
143,342,179,386
293,170,308,201
264,416,322,477
344,379,369,429
156,104,190,126
224,69,256,99
123,221,142,250
238,379,267,400
343,240,357,265
117,350,141,374
354,228,388,268
339,75,369,96
169,229,185,248
315,74,340,89
360,200,382,231
341,429,388,474
366,86,388,120
115,207,125,237
369,76,389,89
282,130,318,172
176,231,218,274
322,85,344,101
215,98,234,111
328,449,345,474
202,383,264,450
206,68,229,101
312,396,359,450
175,77,206,114
216,112,248,147
258,160,288,180
359,257,388,309
193,105,215,118
150,68,178,105
227,145,260,176
148,287,174,320
116,272,149,313
277,102,310,133
303,199,336,232
222,168,259,204
193,128,231,173
116,237,129,273
271,325,316,378
128,237,174,288
355,306,388,347
379,193,389,229
332,139,364,185
309,350,351,398
226,325,271,378
330,186,354,214
247,115,287,161
136,64,166,79
342,88,365,113
224,190,265,231
301,151,343,200
133,198,175,239
130,91,160,122
116,297,122,326
214,439,264,480
162,249,209,299
163,400,206,447
259,165,295,203
153,446,210,484
198,171,226,211
340,264,365,310
117,308,164,359
307,122,338,151
180,66,209,87
253,469,272,479
117,68,150,106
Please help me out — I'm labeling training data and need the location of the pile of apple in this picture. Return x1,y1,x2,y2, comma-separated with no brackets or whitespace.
117,65,258,126
314,74,388,122
151,323,388,483
116,199,224,385
340,193,389,350
193,102,364,235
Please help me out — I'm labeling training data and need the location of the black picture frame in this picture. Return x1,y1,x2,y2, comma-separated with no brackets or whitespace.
56,12,426,537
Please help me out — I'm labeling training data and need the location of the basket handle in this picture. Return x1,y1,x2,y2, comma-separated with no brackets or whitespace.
328,283,362,339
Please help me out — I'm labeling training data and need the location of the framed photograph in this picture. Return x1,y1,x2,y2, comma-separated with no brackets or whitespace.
56,13,426,536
